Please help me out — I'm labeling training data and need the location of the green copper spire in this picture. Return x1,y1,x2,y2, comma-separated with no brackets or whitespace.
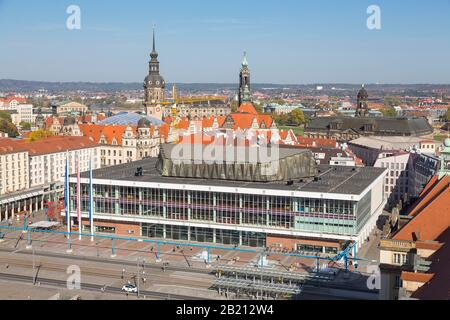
242,84,251,102
242,51,249,67
438,138,450,179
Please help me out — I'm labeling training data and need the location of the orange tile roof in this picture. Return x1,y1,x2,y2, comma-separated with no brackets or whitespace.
0,138,28,155
394,176,450,242
401,271,434,283
408,176,450,218
79,124,136,145
237,102,258,115
6,136,98,156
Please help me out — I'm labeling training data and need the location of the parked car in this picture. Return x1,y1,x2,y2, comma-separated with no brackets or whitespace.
121,284,138,293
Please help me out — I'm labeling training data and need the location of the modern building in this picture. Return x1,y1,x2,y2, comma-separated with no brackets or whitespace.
67,144,387,255
349,136,439,208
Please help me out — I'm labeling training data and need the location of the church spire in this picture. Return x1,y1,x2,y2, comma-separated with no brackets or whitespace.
242,51,249,67
151,25,158,59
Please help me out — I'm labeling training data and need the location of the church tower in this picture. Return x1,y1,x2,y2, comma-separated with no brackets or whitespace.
356,84,369,117
238,51,251,106
144,27,165,120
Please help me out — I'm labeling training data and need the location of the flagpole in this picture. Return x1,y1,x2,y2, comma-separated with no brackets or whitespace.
77,154,82,241
89,157,94,242
65,151,71,239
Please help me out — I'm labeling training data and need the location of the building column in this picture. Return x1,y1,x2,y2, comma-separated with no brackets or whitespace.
11,202,15,220
114,187,120,215
138,189,142,216
239,231,243,246
163,224,167,239
4,205,8,221
187,192,191,221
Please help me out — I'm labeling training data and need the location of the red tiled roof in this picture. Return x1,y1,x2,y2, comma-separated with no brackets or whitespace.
237,102,258,115
79,124,137,145
393,174,450,245
401,272,434,283
0,138,28,155
1,136,98,156
408,175,450,218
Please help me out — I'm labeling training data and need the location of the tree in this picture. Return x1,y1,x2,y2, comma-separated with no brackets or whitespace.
0,119,19,138
230,100,238,113
28,130,54,142
272,113,289,126
19,122,32,131
384,96,402,107
444,107,450,122
0,111,12,122
289,108,306,126
253,102,264,114
381,108,398,117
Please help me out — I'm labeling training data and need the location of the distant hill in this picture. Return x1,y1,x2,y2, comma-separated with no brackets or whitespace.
1,79,449,94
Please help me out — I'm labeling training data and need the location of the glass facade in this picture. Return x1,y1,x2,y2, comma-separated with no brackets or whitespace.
71,183,371,244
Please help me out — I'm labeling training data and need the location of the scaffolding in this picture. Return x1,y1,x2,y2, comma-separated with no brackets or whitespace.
211,278,302,300
212,265,336,300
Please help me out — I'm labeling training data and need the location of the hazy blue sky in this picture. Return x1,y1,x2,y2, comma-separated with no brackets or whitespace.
1,0,449,84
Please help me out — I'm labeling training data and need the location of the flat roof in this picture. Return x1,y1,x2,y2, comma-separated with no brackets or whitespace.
78,158,386,196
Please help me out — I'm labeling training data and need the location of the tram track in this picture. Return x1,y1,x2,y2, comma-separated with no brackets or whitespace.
0,272,206,300
0,254,215,289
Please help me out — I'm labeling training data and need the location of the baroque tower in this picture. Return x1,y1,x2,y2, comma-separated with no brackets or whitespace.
144,27,165,120
356,84,369,117
238,51,251,106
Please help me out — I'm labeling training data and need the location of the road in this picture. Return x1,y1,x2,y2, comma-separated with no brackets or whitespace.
0,249,219,300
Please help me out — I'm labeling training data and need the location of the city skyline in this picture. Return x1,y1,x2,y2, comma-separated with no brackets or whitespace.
1,0,450,84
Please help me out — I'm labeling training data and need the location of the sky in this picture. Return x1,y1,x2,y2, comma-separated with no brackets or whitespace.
0,0,450,84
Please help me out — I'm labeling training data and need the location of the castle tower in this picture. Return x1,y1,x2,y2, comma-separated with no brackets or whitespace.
238,51,251,106
144,27,165,120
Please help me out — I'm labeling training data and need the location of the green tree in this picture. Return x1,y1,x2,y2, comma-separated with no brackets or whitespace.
19,122,32,130
384,96,402,107
0,111,12,122
230,100,239,113
381,108,398,117
289,108,306,126
253,102,264,114
444,107,450,122
0,119,19,138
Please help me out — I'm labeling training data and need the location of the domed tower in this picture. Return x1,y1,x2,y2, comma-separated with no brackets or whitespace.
238,51,251,107
356,84,369,117
144,27,165,120
137,117,151,137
